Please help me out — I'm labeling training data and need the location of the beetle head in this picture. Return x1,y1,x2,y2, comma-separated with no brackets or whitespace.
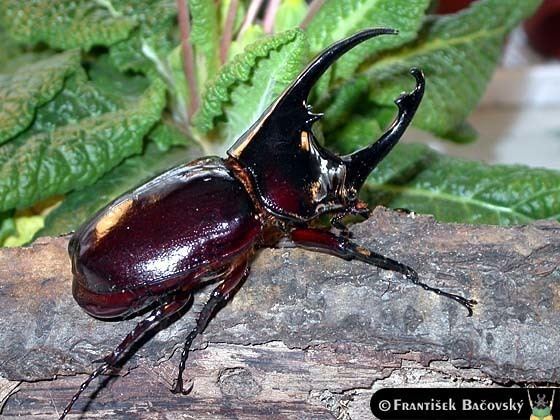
228,29,424,223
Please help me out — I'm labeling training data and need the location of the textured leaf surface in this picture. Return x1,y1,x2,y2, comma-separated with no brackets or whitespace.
108,0,176,74
193,29,308,139
148,121,191,151
218,31,309,149
0,79,166,212
327,115,382,155
0,27,21,69
321,75,370,132
362,0,542,139
88,55,151,100
190,0,221,86
24,74,121,137
39,144,190,237
363,144,560,225
228,25,266,61
306,0,430,82
0,51,80,144
0,0,136,50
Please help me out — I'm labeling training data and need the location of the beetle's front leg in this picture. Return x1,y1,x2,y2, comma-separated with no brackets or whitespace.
290,227,476,316
330,204,371,237
330,214,351,238
172,257,250,394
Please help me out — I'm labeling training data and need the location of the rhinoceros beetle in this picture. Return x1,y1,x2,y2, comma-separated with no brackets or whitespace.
528,390,555,420
61,28,476,418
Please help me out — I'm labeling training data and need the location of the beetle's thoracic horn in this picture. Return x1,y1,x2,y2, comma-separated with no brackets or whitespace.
228,28,398,160
277,28,398,110
343,68,425,191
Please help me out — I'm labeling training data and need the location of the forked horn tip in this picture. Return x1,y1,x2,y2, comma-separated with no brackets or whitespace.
394,67,425,108
410,67,425,88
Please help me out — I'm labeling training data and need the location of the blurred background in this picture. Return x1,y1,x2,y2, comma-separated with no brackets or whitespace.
0,0,558,246
409,0,560,169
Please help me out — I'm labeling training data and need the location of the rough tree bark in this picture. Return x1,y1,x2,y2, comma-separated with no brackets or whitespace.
0,207,559,419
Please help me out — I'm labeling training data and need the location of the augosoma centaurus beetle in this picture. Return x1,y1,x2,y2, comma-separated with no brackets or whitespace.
61,28,477,418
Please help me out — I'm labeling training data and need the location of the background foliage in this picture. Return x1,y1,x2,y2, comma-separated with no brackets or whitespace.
0,0,553,246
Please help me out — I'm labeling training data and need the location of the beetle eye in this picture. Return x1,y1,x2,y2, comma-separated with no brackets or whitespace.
347,189,357,202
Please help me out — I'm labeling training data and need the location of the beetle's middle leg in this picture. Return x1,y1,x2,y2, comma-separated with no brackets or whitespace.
290,227,476,316
60,292,192,420
172,258,250,394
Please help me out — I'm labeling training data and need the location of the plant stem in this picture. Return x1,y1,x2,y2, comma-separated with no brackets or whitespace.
176,0,199,119
300,0,325,29
221,0,239,63
263,0,281,33
238,0,264,37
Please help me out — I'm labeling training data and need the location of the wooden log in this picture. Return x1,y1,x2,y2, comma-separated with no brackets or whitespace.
0,207,559,418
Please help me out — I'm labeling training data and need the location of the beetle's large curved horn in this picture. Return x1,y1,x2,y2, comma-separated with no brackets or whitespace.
343,68,425,191
228,28,398,160
278,28,397,111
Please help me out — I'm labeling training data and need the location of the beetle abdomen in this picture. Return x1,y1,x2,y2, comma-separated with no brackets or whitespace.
70,157,262,317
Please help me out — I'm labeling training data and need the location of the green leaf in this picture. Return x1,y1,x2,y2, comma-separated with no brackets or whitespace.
109,0,176,74
0,0,136,50
3,214,44,247
190,0,221,86
321,75,369,132
306,0,430,82
228,25,266,61
219,32,309,148
148,121,191,152
0,78,166,212
164,45,191,127
24,74,120,136
0,26,22,69
327,115,382,155
275,0,308,32
362,0,542,140
0,212,16,245
440,121,478,144
0,51,81,144
363,143,560,225
193,29,308,145
88,54,151,100
39,144,191,237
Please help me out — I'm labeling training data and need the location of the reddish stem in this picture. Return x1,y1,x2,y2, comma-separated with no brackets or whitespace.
176,0,199,118
263,0,281,33
221,0,240,63
300,0,325,29
238,0,264,37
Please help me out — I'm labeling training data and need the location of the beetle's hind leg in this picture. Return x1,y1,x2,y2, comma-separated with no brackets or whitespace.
59,293,192,420
172,258,250,394
290,227,477,316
